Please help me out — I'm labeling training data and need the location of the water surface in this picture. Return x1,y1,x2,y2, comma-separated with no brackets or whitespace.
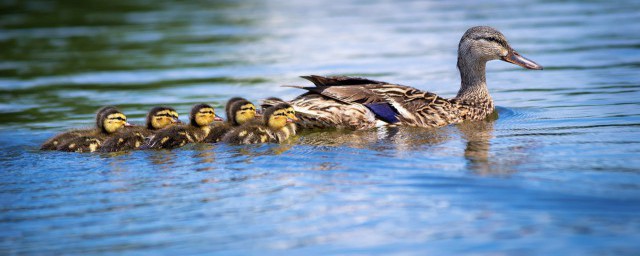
2,0,640,254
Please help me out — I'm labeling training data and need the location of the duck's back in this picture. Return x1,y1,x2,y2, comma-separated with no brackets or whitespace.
145,125,208,149
40,128,94,150
203,122,232,143
99,127,152,152
56,131,106,153
222,124,273,145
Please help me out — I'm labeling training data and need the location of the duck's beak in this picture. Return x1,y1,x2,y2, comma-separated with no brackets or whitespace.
502,49,543,70
286,118,294,123
214,114,223,122
124,122,133,127
172,117,182,124
287,116,299,123
254,113,263,118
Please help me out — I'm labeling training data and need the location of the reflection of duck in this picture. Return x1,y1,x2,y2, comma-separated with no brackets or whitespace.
100,106,180,152
203,98,258,143
56,107,130,152
144,104,221,149
274,26,543,130
41,106,124,150
222,103,298,144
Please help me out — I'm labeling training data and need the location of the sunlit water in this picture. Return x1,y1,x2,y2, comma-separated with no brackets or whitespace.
2,0,640,254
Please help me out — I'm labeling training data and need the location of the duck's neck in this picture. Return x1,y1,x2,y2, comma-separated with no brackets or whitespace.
455,58,492,104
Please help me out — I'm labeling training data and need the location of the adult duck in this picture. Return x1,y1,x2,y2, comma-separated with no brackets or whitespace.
271,26,543,130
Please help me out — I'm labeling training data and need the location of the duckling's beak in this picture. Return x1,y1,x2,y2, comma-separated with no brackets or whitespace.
214,115,223,122
286,118,295,123
254,112,263,118
124,122,133,127
502,49,543,70
172,117,182,124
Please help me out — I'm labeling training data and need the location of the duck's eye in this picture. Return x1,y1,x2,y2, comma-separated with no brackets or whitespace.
199,110,214,115
157,113,173,118
110,117,126,121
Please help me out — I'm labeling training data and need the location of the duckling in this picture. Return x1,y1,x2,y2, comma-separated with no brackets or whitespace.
222,103,298,145
144,104,221,149
41,106,122,151
99,106,180,152
261,97,297,136
56,107,130,153
203,98,258,143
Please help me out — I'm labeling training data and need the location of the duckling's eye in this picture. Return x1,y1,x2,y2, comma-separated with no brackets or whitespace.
156,114,173,118
110,117,126,121
199,110,214,115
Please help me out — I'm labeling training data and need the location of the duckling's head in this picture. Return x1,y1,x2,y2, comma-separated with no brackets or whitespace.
147,106,180,130
225,97,247,120
190,103,222,127
96,106,129,134
229,100,257,125
458,26,542,70
264,103,296,130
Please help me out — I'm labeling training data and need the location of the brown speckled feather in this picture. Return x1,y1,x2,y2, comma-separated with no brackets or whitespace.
288,75,495,129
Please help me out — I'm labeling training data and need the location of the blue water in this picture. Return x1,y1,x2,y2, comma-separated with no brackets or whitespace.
2,0,640,254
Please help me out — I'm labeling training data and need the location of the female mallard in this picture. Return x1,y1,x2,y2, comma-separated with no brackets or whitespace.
55,107,131,152
222,103,298,145
270,26,543,130
203,97,258,143
144,104,221,149
99,106,180,152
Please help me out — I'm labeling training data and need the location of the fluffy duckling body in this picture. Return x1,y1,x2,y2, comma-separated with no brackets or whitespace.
222,103,298,145
99,106,180,152
56,107,130,153
144,104,220,149
41,106,119,150
204,98,258,143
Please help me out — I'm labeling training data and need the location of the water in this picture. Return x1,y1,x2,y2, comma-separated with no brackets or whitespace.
2,0,640,254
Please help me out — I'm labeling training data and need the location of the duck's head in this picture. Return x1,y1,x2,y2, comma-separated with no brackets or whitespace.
190,103,222,127
229,99,257,125
225,97,247,121
147,106,180,130
458,26,542,70
96,106,130,134
264,103,297,130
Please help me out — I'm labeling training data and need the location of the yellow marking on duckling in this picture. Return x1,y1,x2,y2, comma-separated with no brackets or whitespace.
260,135,267,143
89,143,98,152
53,141,58,146
69,143,76,149
135,141,140,148
238,130,247,137
118,138,124,144
160,137,169,144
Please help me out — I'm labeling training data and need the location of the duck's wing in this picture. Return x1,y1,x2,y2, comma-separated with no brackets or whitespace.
99,131,148,152
203,123,232,143
57,135,103,153
40,128,92,150
294,77,461,127
300,75,388,86
368,84,462,127
144,126,192,149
